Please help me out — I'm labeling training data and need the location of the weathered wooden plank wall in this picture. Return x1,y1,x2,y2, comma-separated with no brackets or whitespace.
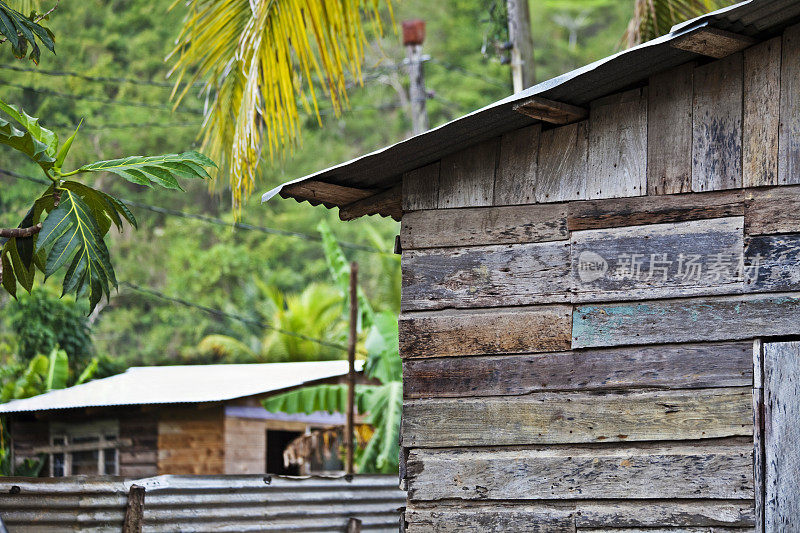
399,25,800,533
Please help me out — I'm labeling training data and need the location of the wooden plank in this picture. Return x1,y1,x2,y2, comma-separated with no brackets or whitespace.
401,241,571,311
743,38,781,187
494,124,540,205
778,23,800,185
745,185,800,235
648,63,694,195
578,528,751,533
752,339,765,533
513,96,588,124
671,27,757,58
402,162,440,211
763,341,800,530
744,233,800,293
281,180,376,205
398,305,572,359
407,441,754,500
575,501,755,528
572,293,800,349
437,138,498,208
537,121,588,202
692,53,743,192
587,88,647,200
400,203,568,250
401,387,752,447
403,341,753,399
568,190,744,231
572,217,743,303
339,184,402,221
406,505,576,533
123,485,145,533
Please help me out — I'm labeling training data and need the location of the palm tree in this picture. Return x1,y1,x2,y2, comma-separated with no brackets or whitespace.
623,0,737,48
168,0,394,210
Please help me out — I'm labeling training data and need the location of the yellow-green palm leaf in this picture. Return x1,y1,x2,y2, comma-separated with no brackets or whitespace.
623,0,736,48
168,0,392,211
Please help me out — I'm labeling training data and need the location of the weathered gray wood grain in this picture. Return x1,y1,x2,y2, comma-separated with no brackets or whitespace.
648,63,694,195
763,341,800,531
403,341,753,399
671,27,757,58
401,387,752,447
402,162,440,211
399,305,572,359
494,124,540,205
407,441,753,500
537,121,588,202
402,241,571,311
571,217,744,302
572,293,800,349
745,185,800,235
405,505,576,533
778,23,800,185
568,190,744,231
744,233,800,293
744,38,781,188
587,88,647,200
578,528,752,533
438,138,498,208
400,203,568,250
752,339,765,533
692,53,743,192
575,501,755,528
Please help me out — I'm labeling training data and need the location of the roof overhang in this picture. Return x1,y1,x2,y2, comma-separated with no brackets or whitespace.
262,0,800,220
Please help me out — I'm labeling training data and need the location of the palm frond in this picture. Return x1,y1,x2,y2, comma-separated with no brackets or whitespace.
168,0,391,211
623,0,736,48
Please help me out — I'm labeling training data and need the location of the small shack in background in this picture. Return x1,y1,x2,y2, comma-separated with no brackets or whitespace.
1,361,363,478
266,1,800,530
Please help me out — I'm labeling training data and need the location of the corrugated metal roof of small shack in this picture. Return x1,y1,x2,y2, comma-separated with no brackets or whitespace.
262,0,800,220
0,360,364,413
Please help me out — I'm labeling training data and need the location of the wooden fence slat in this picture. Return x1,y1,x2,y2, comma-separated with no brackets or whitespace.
648,63,694,195
407,442,754,501
587,88,647,200
575,501,755,528
572,293,800,349
494,124,540,206
692,53,743,192
405,506,576,533
438,139,498,208
399,305,572,359
778,23,800,185
745,186,800,235
537,121,588,202
571,217,744,303
743,38,781,187
403,341,753,399
402,387,752,447
763,341,800,530
401,241,571,311
402,162,440,212
400,203,568,250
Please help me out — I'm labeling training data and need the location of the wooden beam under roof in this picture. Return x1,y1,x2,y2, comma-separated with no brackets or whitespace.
339,184,402,221
671,27,757,58
512,96,588,124
281,180,376,206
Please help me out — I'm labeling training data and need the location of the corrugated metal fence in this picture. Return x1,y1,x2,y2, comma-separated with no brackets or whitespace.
0,474,405,532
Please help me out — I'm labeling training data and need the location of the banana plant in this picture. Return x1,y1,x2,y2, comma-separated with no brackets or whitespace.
0,97,216,311
0,347,95,402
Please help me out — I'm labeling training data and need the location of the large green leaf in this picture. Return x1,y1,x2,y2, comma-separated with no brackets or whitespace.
0,98,57,156
356,381,402,473
36,189,116,311
363,311,402,384
74,358,98,386
0,116,55,171
76,151,216,190
0,0,55,63
46,348,68,391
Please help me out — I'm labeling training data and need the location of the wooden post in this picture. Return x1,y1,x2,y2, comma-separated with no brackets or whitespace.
346,517,362,533
122,484,145,533
506,0,535,92
402,20,429,135
345,261,358,475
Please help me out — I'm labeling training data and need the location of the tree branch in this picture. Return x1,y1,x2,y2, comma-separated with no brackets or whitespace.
0,223,42,239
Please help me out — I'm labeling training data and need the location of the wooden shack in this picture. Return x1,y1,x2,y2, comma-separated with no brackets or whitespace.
265,2,800,530
1,361,360,477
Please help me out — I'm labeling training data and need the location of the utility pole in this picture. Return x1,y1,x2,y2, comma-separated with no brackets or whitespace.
402,19,429,135
345,261,358,475
506,0,536,92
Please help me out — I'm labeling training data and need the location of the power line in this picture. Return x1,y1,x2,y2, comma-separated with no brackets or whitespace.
0,168,384,254
54,121,199,131
0,64,199,88
428,58,508,89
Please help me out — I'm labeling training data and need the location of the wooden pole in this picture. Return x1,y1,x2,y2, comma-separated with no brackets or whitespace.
402,20,429,135
345,261,358,475
122,484,145,533
506,0,536,92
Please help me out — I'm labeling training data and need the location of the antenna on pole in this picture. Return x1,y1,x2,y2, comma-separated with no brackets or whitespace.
402,19,429,135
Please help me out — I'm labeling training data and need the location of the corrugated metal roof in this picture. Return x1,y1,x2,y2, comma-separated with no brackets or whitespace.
0,360,364,414
0,474,404,532
262,0,800,216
